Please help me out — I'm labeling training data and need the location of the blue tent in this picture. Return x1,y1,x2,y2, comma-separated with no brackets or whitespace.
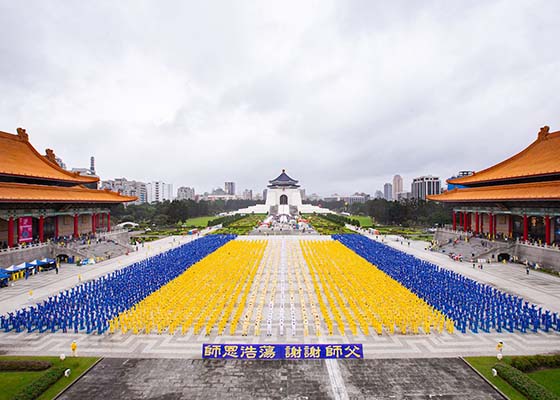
0,270,9,287
4,263,29,272
28,259,48,267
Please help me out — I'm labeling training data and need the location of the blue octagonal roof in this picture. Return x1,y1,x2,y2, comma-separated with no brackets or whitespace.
268,169,299,187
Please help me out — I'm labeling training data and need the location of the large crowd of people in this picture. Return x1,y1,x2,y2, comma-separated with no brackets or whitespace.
2,232,558,336
0,235,235,334
334,234,560,334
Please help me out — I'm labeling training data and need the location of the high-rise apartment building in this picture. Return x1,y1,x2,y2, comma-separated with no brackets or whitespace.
242,189,253,200
411,176,441,200
224,182,236,195
392,174,403,200
101,178,147,204
146,181,173,203
177,186,196,200
383,183,393,201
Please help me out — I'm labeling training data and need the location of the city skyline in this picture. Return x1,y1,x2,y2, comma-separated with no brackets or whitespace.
64,150,448,198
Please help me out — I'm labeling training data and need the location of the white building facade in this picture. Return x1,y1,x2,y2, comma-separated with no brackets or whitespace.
234,170,331,215
101,178,147,204
411,175,441,200
146,181,174,203
177,186,195,200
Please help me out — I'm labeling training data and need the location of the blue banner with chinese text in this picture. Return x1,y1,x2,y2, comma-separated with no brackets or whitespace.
202,344,363,359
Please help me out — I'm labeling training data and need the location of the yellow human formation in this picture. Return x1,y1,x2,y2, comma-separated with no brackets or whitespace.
300,240,453,335
109,240,266,335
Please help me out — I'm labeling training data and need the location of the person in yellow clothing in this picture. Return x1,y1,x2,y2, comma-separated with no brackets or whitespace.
496,341,503,354
71,340,77,357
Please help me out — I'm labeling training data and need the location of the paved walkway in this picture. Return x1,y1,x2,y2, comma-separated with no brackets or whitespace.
0,327,558,359
58,358,503,400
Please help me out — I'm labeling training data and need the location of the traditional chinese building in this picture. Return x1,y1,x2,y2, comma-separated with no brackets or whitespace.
234,170,332,216
0,128,136,248
429,126,560,246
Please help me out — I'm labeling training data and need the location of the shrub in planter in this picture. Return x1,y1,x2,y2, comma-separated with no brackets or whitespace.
0,360,52,371
511,354,560,372
12,366,66,400
493,363,557,400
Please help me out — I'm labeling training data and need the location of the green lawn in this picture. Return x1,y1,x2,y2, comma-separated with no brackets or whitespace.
527,368,560,395
350,215,373,227
374,225,425,235
183,216,215,227
464,356,526,400
0,369,45,400
0,356,99,400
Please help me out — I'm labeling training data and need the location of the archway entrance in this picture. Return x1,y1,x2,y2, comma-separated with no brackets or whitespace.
280,194,288,205
497,253,511,262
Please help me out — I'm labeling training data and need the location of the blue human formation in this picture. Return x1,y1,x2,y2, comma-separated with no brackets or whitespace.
1,235,235,335
334,234,560,334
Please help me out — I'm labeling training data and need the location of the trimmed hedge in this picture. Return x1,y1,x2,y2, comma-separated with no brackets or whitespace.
12,366,66,400
494,363,558,400
511,354,560,373
0,360,52,371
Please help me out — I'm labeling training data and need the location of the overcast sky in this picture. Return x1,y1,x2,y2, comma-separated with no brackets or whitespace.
1,1,559,196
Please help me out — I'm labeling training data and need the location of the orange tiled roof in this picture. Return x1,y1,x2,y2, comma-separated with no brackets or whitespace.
428,180,560,203
0,182,136,203
449,127,560,185
0,129,99,183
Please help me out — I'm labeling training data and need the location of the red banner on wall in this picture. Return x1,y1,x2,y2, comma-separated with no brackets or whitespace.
18,217,33,243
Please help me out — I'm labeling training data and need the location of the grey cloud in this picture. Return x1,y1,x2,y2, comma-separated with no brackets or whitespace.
1,0,559,196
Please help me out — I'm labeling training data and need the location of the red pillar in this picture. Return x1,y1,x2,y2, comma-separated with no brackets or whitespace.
39,215,44,243
463,212,468,231
73,214,79,238
523,214,528,242
7,217,14,248
54,216,59,238
468,213,472,231
92,213,97,235
475,212,479,234
107,213,111,232
508,215,513,238
545,216,551,245
452,211,457,231
488,213,493,238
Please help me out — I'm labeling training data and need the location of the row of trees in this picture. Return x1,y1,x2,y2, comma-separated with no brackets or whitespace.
110,199,260,226
308,198,452,227
111,198,451,228
319,213,362,227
